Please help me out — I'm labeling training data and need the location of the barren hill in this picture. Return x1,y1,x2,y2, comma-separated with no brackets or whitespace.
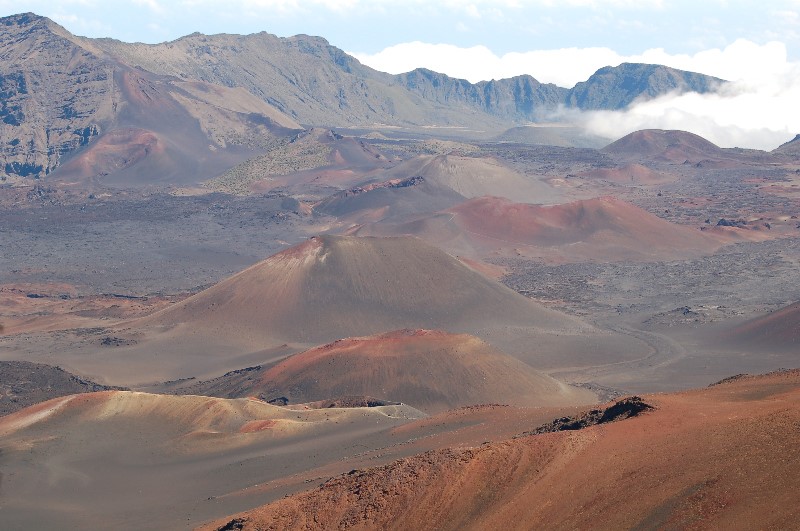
394,69,567,122
236,329,594,413
204,369,800,531
91,31,509,131
137,235,586,348
317,154,561,223
353,196,726,262
1,12,726,182
602,129,724,162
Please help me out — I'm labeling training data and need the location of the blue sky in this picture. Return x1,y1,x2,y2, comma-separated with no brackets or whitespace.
2,0,799,148
1,1,796,58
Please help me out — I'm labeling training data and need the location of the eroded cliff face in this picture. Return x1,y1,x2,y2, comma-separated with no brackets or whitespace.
0,13,114,180
0,13,302,185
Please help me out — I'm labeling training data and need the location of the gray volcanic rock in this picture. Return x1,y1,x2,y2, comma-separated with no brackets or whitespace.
0,360,126,416
0,13,301,183
91,33,509,130
0,13,112,178
393,69,568,121
567,62,724,110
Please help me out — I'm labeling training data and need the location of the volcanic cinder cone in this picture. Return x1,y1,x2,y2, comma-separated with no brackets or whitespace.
244,329,595,413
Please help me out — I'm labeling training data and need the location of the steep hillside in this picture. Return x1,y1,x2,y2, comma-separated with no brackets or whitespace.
0,13,115,178
394,69,567,122
204,370,800,531
1,13,727,183
92,32,509,130
0,13,301,184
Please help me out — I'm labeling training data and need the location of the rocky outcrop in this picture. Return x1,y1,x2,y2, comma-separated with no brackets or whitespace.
521,396,654,435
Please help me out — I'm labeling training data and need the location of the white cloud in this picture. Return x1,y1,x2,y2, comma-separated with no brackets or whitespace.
351,38,792,86
562,59,800,150
354,39,800,150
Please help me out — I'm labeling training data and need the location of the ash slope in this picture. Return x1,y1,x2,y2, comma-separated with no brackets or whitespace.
137,235,588,348
205,369,800,531
0,390,424,530
724,301,800,351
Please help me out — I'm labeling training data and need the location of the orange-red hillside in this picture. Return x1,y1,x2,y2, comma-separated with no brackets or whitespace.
204,369,800,531
250,329,594,413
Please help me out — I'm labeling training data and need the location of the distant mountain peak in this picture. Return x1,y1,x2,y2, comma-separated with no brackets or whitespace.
567,62,725,110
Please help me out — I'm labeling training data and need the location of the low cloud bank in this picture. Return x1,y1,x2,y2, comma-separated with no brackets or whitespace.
354,39,799,150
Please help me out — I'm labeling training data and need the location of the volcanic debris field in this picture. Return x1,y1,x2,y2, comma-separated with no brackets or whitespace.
1,13,799,529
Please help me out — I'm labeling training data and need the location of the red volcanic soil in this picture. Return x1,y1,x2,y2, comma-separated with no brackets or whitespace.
724,301,800,351
203,369,800,531
0,282,176,335
360,195,727,262
577,163,675,185
250,329,594,413
603,129,724,163
54,127,165,183
136,235,585,348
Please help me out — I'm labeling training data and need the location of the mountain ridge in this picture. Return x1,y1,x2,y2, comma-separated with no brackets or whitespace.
0,11,726,182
